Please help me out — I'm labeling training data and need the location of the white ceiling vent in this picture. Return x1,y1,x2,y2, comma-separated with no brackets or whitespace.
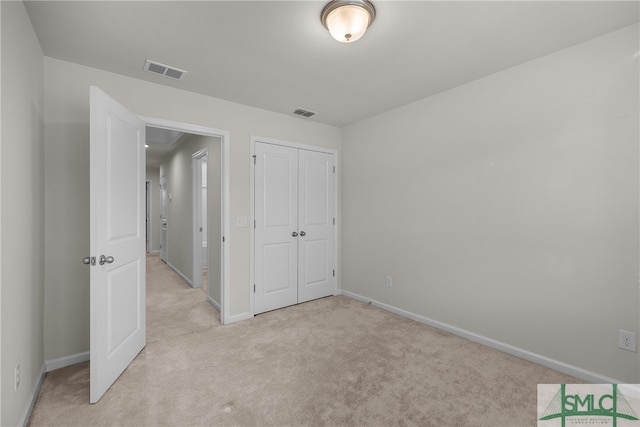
143,60,187,80
293,108,317,118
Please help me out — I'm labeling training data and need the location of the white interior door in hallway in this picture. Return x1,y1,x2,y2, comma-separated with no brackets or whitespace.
254,141,336,314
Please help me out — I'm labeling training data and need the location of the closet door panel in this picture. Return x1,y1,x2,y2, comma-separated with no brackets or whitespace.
298,150,336,303
254,143,298,314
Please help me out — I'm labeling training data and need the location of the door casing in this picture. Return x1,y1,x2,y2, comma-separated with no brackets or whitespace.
192,148,208,290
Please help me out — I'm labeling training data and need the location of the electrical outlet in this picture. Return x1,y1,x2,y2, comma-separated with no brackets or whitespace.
385,276,393,288
15,363,20,390
618,330,637,352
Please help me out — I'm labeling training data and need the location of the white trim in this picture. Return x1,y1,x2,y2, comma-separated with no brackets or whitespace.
166,261,192,287
226,311,254,324
207,295,221,312
145,180,152,254
249,141,255,317
252,135,338,156
191,148,208,290
159,173,169,263
140,116,231,325
250,136,338,317
339,289,624,384
45,351,90,372
18,363,46,427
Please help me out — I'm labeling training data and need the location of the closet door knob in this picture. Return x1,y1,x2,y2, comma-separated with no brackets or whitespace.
292,232,298,237
299,231,306,237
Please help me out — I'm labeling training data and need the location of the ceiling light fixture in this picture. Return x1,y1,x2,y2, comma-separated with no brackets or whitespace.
321,0,376,43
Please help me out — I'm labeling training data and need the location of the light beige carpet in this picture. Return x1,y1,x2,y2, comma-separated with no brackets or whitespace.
28,255,578,426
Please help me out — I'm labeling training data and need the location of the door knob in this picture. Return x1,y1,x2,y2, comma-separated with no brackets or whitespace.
292,232,298,237
99,255,115,265
299,231,306,237
82,256,96,266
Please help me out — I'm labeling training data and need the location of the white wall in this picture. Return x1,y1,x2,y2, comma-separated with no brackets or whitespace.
146,166,161,253
0,2,45,425
43,57,341,360
342,24,639,383
158,134,221,286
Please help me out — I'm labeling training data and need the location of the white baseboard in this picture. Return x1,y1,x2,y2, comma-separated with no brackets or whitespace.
339,289,622,384
18,363,46,427
166,261,193,287
207,296,221,311
45,351,90,372
225,310,253,324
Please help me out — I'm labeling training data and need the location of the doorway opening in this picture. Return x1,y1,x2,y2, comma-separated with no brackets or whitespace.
143,117,230,324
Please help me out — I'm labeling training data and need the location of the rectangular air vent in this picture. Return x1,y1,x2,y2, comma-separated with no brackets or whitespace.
293,108,317,118
144,60,187,80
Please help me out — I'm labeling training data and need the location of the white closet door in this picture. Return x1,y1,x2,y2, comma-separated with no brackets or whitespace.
297,150,335,303
254,143,299,314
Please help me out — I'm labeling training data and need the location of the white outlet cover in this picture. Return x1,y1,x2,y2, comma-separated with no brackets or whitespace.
618,329,637,352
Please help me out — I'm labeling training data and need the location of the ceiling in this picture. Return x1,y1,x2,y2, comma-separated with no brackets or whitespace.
24,1,639,128
145,126,184,167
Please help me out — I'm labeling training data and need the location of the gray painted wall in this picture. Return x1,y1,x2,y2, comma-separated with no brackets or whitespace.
342,24,639,383
0,2,45,425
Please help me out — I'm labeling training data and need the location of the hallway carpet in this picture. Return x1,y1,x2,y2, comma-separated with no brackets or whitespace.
28,255,578,426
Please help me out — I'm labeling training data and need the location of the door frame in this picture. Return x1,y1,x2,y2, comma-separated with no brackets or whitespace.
250,136,338,317
159,174,169,263
142,116,231,325
191,148,208,290
145,180,151,254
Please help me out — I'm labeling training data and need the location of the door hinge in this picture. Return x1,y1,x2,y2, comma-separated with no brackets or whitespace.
333,217,335,225
222,236,225,243
254,284,256,293
333,165,336,174
252,155,257,165
254,220,256,229
333,269,335,277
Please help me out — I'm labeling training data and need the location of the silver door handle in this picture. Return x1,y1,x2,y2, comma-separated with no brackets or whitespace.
299,231,306,237
99,255,114,265
292,232,298,237
82,256,96,266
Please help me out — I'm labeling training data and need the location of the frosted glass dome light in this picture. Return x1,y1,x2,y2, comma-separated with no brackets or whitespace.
321,0,376,43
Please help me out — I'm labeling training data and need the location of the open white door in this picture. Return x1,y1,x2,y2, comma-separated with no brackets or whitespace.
89,86,146,403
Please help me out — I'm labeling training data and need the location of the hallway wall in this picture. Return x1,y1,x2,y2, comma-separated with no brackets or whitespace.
158,133,221,296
